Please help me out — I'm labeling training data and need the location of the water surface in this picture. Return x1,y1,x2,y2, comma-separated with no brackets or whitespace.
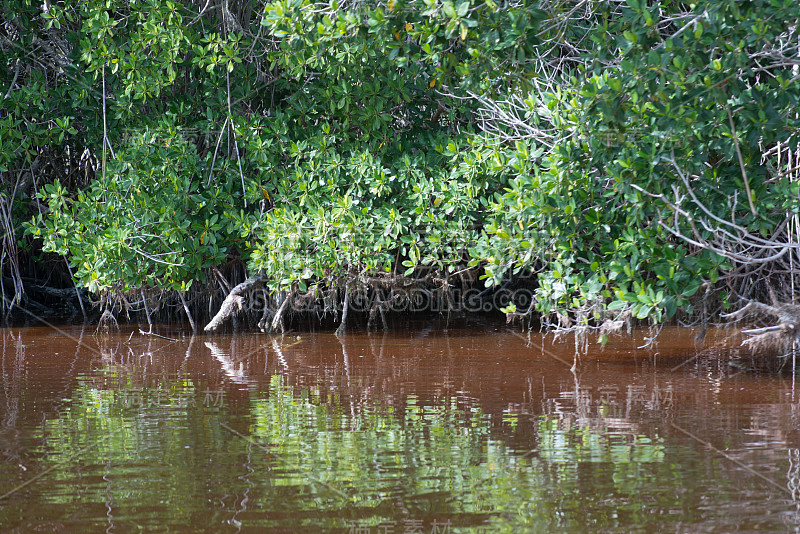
1,322,799,532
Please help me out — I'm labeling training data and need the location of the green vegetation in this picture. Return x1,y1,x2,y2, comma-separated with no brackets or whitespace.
7,368,686,531
2,0,799,331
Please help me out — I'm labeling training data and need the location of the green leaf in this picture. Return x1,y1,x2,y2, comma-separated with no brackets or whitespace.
623,30,638,43
694,20,703,39
607,300,627,311
635,304,652,319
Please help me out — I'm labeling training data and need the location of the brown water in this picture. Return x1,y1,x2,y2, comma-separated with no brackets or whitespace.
1,320,800,532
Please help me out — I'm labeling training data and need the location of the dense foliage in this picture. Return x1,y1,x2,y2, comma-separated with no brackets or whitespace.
477,0,800,330
2,0,799,330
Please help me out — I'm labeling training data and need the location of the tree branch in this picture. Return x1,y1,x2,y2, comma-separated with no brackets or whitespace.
204,273,265,332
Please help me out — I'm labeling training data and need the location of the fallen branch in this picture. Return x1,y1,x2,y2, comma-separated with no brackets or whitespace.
204,274,265,332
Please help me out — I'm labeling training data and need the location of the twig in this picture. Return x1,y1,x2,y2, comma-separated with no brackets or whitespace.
138,329,178,341
741,325,785,335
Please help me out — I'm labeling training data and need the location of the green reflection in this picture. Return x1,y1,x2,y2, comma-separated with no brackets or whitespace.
245,376,683,532
1,372,726,532
8,371,233,531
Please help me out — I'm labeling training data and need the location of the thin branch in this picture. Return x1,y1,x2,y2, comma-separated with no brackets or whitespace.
2,59,21,100
727,103,758,217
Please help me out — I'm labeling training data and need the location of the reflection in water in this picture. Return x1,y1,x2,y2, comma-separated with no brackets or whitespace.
206,340,252,386
1,325,800,531
0,332,23,470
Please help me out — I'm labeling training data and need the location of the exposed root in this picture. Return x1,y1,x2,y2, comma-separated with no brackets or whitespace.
257,288,272,332
269,291,290,333
141,288,153,333
179,291,197,332
367,291,400,331
96,308,119,333
724,299,800,354
599,310,633,338
334,285,350,336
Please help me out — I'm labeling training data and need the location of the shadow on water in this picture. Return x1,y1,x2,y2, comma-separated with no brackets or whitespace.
2,323,800,532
